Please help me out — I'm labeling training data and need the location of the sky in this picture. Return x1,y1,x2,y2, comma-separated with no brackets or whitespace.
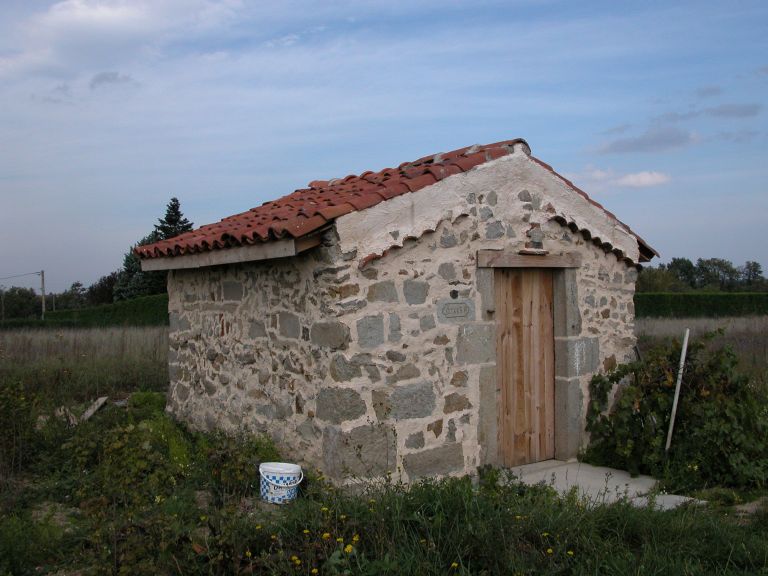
1,0,766,293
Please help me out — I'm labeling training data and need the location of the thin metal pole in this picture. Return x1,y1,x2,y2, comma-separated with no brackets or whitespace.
665,328,690,453
40,270,46,320
1,287,4,323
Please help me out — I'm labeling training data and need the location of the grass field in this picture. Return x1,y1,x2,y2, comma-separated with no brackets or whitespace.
0,327,168,413
635,315,768,377
0,326,168,363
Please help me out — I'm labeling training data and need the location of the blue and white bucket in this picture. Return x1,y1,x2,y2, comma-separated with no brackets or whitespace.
259,462,303,505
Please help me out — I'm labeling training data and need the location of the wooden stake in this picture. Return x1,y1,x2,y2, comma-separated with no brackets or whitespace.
40,270,45,321
665,328,690,453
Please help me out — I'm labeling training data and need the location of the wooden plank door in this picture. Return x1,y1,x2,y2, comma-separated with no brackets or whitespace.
495,268,555,466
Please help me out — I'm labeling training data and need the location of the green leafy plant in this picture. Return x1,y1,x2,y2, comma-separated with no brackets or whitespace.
201,432,281,504
584,333,768,490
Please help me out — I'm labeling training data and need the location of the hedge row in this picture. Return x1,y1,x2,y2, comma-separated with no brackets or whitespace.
0,294,169,329
2,291,766,329
635,292,768,318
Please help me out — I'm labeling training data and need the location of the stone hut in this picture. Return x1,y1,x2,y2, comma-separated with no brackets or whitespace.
138,139,657,482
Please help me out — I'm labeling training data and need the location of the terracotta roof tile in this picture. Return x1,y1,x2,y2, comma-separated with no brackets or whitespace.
136,138,657,262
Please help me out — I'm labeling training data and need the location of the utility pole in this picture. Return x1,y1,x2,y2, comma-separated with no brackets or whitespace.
40,270,46,320
0,285,4,323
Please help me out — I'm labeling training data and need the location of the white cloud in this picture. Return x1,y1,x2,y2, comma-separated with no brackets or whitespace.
565,166,671,192
614,171,670,187
0,0,244,80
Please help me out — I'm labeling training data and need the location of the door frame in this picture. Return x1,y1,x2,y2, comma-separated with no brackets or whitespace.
476,250,586,465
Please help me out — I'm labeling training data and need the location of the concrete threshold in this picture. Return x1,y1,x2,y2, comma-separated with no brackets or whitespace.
507,459,702,510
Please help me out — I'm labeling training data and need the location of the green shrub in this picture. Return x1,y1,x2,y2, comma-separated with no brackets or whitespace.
584,334,768,490
128,390,167,419
200,432,282,503
0,381,39,480
0,514,67,576
635,292,768,318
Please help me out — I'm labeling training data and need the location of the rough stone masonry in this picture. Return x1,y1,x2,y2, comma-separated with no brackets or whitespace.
165,146,640,483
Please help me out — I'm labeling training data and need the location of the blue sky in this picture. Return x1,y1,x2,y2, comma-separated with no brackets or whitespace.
1,0,766,292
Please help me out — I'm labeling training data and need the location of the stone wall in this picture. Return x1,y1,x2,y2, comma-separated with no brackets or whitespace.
166,238,359,469
165,149,641,482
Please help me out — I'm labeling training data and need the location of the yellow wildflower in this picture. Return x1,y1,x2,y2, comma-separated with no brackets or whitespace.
255,525,262,530
322,532,331,540
352,534,360,543
344,544,353,554
271,534,277,541
567,550,574,556
294,558,301,566
340,514,347,520
303,529,310,534
311,569,318,575
321,506,329,512
245,550,252,558
541,532,549,537
336,537,344,543
450,562,459,569
546,548,553,555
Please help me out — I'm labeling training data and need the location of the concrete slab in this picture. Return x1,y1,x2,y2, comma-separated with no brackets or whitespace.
509,460,658,505
630,494,705,511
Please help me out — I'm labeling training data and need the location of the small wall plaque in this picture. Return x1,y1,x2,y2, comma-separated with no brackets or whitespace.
437,298,476,323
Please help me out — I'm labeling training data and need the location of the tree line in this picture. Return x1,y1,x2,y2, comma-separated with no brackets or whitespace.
1,198,192,320
636,258,766,292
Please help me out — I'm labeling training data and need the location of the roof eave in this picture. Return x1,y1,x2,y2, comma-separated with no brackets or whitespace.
140,235,321,272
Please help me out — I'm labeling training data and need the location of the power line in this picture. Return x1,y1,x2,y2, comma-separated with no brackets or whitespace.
0,271,42,281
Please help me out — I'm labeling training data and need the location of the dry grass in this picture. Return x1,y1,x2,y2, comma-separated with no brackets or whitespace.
0,326,168,364
0,327,169,406
636,315,768,378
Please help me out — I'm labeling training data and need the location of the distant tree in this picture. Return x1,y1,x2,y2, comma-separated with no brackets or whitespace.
113,232,166,301
1,287,39,319
636,266,687,292
54,282,87,310
155,197,193,240
740,261,764,287
695,258,740,291
666,257,697,289
112,198,194,301
635,257,766,294
86,272,119,305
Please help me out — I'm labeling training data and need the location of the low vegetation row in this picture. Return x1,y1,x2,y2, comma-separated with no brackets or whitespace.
634,291,768,318
2,291,767,331
0,294,170,328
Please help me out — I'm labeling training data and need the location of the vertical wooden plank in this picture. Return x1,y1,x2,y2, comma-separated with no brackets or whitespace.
528,270,541,463
541,271,555,459
495,269,514,466
523,271,533,464
514,270,528,465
